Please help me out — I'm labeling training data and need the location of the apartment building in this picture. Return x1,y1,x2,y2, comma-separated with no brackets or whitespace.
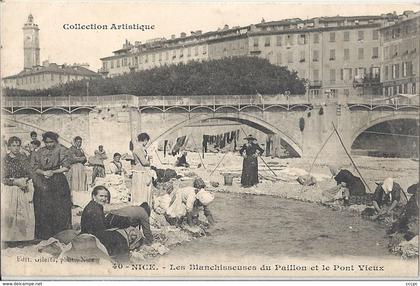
380,11,419,96
248,15,397,96
100,38,209,77
3,61,100,90
99,25,257,77
99,12,415,97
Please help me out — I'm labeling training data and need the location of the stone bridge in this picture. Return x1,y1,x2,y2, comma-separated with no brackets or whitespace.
2,94,419,158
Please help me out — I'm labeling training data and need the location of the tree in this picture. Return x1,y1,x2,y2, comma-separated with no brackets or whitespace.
4,56,306,97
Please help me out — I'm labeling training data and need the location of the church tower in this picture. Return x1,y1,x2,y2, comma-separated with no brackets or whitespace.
23,14,40,69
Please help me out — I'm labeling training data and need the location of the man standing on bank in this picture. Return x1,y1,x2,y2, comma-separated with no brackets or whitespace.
240,135,264,188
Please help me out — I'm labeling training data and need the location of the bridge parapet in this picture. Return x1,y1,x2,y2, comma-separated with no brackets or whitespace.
346,94,419,110
2,94,138,109
137,94,314,111
2,93,418,114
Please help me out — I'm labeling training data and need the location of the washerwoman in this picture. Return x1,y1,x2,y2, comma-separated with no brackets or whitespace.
131,133,153,206
31,131,72,239
67,136,88,193
1,136,35,242
240,135,264,187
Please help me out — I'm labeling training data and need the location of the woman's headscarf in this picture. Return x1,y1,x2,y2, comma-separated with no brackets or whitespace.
329,165,341,177
73,136,82,148
42,131,59,143
163,181,174,194
193,177,206,189
382,177,394,194
196,189,214,206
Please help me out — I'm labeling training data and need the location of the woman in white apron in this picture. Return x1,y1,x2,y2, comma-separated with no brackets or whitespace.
67,136,88,193
131,133,153,206
2,136,35,242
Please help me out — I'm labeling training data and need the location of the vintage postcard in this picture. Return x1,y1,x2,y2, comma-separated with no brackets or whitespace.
1,0,419,280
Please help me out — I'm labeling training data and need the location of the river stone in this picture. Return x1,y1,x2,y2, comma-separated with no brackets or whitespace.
348,204,368,213
165,230,191,246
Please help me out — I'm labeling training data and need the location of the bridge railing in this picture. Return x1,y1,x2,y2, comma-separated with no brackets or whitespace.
345,94,419,106
2,94,138,108
136,94,312,107
3,93,418,109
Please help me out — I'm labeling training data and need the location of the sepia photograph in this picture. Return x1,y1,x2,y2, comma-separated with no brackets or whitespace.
0,0,419,280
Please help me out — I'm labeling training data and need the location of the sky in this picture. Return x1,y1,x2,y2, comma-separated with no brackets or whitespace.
1,0,419,77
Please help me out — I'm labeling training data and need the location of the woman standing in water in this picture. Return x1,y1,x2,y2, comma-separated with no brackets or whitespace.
31,131,72,239
131,133,153,206
240,135,264,187
67,136,88,193
1,136,35,242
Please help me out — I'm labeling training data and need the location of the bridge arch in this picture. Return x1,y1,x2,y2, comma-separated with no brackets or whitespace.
351,113,419,146
149,112,303,157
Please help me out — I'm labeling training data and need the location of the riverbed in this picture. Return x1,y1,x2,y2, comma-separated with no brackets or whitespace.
155,192,391,263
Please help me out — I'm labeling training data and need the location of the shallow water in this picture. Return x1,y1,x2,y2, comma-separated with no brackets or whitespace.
157,192,392,261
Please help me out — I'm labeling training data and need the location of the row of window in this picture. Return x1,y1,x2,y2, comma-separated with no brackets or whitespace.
311,67,379,83
327,47,379,61
309,89,341,96
383,82,417,96
105,46,208,69
383,62,414,80
14,74,84,86
310,87,384,97
383,21,419,41
274,47,379,64
261,18,381,32
213,40,247,52
383,39,418,60
252,29,378,47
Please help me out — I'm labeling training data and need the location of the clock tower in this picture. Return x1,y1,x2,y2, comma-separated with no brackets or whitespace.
23,14,40,69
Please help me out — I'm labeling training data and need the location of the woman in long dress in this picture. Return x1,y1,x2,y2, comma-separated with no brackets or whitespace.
91,145,107,185
31,131,72,240
67,136,88,193
1,136,35,242
240,135,264,187
131,133,153,206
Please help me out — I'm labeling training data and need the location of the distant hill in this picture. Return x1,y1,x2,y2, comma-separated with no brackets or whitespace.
4,57,307,97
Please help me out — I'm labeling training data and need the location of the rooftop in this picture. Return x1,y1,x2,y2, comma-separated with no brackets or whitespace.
102,12,409,60
3,63,100,79
380,10,420,30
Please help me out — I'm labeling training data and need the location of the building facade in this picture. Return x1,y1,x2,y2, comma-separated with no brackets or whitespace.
99,26,253,77
100,35,211,77
248,16,390,96
3,61,101,90
98,12,416,97
380,11,419,97
2,14,100,91
99,25,256,77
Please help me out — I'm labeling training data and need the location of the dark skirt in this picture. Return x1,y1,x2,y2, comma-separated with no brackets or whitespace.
33,173,72,240
105,213,132,229
92,165,106,183
95,230,129,263
241,157,259,187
